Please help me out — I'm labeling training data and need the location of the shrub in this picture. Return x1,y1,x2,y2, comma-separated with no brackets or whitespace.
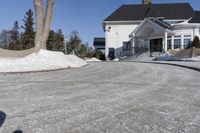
191,36,200,48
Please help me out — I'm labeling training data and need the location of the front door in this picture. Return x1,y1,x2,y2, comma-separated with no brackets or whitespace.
150,38,163,52
108,48,115,60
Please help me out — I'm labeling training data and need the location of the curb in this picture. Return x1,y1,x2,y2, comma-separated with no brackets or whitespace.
0,64,89,75
131,61,200,72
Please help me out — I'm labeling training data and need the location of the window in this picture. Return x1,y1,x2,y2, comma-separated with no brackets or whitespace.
123,42,131,50
167,36,172,50
174,35,181,49
183,35,191,49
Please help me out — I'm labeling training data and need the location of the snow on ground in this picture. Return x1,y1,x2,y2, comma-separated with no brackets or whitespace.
121,52,156,61
181,56,200,61
1,62,200,132
156,52,200,62
0,49,87,72
112,57,119,62
85,57,101,62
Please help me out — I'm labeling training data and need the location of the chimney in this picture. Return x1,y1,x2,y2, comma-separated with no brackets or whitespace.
142,0,152,4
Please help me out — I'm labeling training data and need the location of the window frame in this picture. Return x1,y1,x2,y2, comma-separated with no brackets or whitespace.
183,35,191,49
122,41,131,51
167,36,172,50
174,35,181,49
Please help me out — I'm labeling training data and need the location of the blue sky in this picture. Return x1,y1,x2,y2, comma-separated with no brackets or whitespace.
0,0,199,46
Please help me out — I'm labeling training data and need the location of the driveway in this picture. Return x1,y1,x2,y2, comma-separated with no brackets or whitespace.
0,62,200,133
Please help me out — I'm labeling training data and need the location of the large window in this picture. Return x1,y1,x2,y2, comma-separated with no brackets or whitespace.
167,36,172,50
183,35,191,49
123,41,131,50
174,35,181,49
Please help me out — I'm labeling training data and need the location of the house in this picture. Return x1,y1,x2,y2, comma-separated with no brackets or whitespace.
102,0,200,60
93,37,105,53
93,37,106,60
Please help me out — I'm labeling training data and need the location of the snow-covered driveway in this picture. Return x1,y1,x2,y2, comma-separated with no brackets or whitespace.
0,62,200,133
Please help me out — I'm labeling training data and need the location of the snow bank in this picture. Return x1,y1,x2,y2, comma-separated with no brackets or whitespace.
156,52,173,61
0,50,87,72
156,52,200,62
86,57,101,62
181,56,200,62
112,58,119,62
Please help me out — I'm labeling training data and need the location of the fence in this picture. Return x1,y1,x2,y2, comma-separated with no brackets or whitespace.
0,48,35,58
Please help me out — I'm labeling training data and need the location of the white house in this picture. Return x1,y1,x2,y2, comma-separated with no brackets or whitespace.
102,0,200,59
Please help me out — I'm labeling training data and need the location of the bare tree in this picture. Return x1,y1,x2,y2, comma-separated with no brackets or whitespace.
34,0,54,52
0,0,54,57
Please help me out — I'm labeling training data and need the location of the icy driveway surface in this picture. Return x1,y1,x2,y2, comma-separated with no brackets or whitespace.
0,62,200,133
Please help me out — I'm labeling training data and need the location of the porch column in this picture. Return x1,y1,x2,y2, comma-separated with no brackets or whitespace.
181,35,184,49
171,36,174,50
164,32,168,52
194,28,200,38
132,37,135,54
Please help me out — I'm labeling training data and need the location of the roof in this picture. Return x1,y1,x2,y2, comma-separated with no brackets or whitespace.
131,18,173,37
189,11,200,23
149,18,172,30
104,3,194,21
93,38,105,46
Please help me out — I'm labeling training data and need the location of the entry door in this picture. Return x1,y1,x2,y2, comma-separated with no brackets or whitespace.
150,38,163,52
108,48,115,60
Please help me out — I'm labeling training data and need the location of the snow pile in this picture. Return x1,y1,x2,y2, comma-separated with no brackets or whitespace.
86,57,101,62
181,56,200,62
156,52,173,61
0,49,87,72
156,52,200,62
156,54,183,61
112,58,119,62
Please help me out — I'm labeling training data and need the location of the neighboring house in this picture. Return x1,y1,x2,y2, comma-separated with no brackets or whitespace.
102,0,200,60
93,37,105,53
93,37,105,60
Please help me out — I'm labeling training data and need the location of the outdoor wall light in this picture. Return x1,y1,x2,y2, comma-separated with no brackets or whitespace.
106,26,111,32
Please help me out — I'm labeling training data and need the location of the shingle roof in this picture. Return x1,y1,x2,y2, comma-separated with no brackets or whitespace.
93,38,105,46
149,19,172,30
104,3,194,21
189,11,200,23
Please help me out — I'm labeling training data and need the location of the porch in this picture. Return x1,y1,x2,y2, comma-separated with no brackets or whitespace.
130,18,174,56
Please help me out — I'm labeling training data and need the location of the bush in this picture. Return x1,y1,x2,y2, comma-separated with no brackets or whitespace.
191,36,200,48
95,51,105,60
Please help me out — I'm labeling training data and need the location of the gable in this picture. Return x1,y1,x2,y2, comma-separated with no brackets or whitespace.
132,19,173,38
104,3,194,21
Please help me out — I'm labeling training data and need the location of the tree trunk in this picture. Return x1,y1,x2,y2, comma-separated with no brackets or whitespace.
34,0,44,52
41,0,54,49
34,0,54,52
